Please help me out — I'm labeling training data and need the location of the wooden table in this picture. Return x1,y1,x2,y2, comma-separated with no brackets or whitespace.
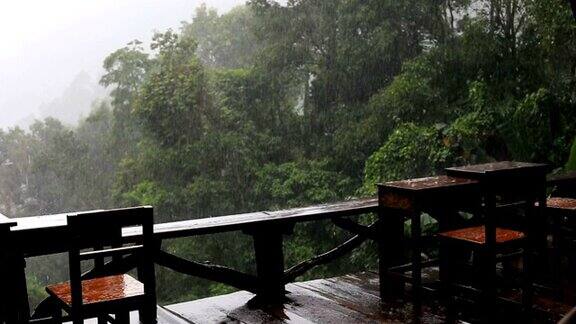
377,176,481,298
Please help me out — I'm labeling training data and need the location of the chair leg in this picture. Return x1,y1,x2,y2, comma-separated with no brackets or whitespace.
410,212,422,320
522,247,533,314
98,315,109,324
478,249,497,322
439,241,457,323
115,311,130,324
551,215,566,299
51,307,62,324
139,300,157,324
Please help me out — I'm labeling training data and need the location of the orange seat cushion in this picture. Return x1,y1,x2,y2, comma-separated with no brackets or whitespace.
546,197,576,210
439,226,525,245
46,274,144,306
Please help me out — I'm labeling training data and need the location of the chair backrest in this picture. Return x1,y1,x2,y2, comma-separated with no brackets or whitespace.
66,206,155,312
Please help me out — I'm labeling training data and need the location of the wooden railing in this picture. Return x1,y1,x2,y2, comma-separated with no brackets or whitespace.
25,198,379,318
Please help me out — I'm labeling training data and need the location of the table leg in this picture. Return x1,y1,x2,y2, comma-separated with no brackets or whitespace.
411,208,422,301
378,207,405,298
2,253,30,323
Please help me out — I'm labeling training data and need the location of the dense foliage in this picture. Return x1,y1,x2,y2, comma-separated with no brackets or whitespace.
1,0,575,308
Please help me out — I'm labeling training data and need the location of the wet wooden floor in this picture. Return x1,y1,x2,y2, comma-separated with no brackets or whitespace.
156,271,575,324
159,272,446,324
72,270,572,323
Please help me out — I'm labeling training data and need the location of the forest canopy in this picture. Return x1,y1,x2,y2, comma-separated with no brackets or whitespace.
1,0,575,306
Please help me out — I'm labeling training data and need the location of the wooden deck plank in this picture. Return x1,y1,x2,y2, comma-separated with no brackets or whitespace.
294,274,445,324
166,290,312,324
322,273,445,323
289,279,387,323
294,277,385,320
157,306,194,324
61,306,191,324
167,294,242,323
162,271,573,323
167,274,386,324
337,272,381,297
280,284,376,324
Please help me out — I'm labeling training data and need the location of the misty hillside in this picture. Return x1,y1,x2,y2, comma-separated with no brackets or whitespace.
37,71,107,126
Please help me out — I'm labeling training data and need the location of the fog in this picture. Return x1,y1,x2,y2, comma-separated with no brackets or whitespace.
0,0,246,129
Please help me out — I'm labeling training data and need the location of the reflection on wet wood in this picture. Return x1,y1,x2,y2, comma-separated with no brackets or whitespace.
377,175,481,213
446,161,548,174
6,199,379,241
163,271,570,324
129,198,378,239
439,225,525,245
379,192,413,210
383,175,478,191
164,272,452,324
546,197,576,210
46,274,144,306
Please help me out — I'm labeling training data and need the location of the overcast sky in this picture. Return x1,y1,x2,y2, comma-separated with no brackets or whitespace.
0,0,246,129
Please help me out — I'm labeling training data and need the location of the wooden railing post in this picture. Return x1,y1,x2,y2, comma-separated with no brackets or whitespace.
244,223,294,305
0,220,29,324
0,221,9,323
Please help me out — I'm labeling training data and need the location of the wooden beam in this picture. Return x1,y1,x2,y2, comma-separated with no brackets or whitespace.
332,218,379,240
283,222,376,283
155,250,259,294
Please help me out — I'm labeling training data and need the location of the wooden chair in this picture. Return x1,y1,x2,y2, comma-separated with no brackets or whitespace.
545,197,576,292
438,206,533,323
547,197,576,240
45,207,157,324
438,162,548,320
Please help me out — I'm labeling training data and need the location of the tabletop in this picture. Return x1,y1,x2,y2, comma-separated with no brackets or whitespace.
446,161,549,177
378,175,479,193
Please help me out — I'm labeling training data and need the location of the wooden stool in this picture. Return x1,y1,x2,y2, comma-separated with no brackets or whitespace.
545,197,576,290
440,161,548,320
